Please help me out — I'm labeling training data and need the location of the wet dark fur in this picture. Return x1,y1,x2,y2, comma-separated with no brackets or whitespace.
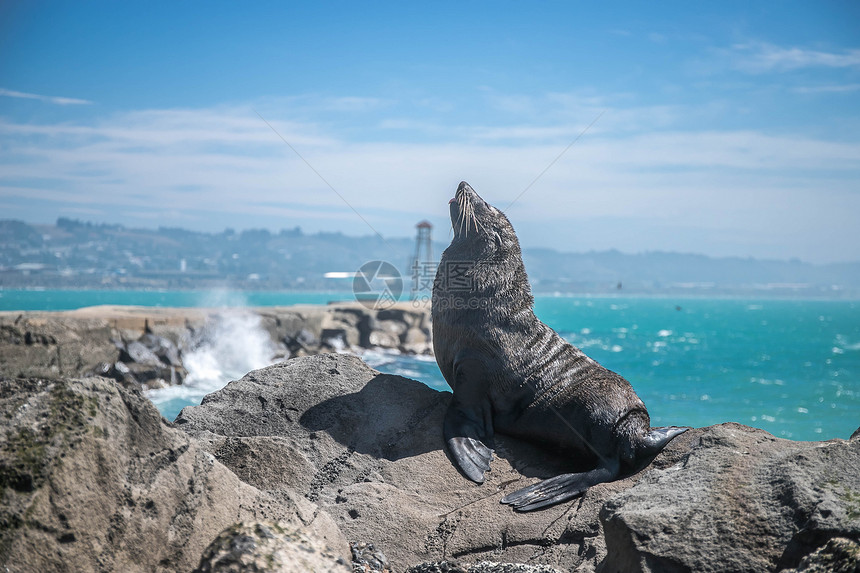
432,181,686,511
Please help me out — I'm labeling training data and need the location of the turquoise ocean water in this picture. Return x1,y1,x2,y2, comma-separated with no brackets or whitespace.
2,289,857,441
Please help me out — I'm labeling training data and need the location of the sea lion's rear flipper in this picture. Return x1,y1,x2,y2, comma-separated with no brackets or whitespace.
444,357,495,483
500,462,619,512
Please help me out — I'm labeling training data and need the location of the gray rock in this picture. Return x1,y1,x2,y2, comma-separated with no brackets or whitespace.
400,327,433,355
406,562,565,572
284,328,319,355
0,314,117,379
174,353,693,572
175,355,860,572
0,304,434,390
89,360,134,387
351,541,390,572
139,331,183,367
193,521,351,573
784,537,860,573
599,423,860,572
120,338,163,366
0,376,348,573
6,340,854,572
367,329,401,349
122,360,186,389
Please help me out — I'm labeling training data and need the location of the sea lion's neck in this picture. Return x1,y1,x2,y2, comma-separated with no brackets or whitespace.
436,242,535,324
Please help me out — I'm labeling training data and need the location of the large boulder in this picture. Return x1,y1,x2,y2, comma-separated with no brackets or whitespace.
599,423,860,572
174,354,692,571
0,376,347,573
193,521,351,573
175,354,860,572
0,314,117,379
406,563,566,572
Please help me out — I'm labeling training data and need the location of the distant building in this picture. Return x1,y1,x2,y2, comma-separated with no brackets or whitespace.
411,221,434,299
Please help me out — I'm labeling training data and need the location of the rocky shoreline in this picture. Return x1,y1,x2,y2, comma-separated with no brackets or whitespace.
1,304,859,571
0,302,432,390
1,352,858,572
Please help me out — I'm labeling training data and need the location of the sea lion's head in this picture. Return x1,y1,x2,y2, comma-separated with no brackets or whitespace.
448,181,521,261
435,181,532,317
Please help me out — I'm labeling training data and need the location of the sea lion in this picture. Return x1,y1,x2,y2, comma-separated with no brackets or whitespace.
432,181,687,511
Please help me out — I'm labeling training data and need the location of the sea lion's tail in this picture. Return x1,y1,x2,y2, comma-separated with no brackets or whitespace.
638,426,688,461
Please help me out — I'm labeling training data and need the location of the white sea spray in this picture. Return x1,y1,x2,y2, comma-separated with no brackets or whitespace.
145,291,277,415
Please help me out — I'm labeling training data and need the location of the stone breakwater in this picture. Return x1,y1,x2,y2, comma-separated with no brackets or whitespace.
0,302,432,390
1,354,858,572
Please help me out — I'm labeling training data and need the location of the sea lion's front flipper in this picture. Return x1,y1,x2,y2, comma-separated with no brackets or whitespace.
444,357,495,483
444,402,494,483
500,462,619,512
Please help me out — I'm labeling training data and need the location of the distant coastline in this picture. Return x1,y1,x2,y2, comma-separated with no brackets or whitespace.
2,286,859,316
0,288,358,312
2,218,860,298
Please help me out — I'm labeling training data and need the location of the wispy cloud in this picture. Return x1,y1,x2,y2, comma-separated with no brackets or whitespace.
0,87,93,106
730,42,860,73
1,97,859,262
792,83,860,94
319,96,390,112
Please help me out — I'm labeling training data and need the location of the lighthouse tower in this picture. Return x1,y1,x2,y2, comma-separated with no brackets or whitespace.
411,220,434,299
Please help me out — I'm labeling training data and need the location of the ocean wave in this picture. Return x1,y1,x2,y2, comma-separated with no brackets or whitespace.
146,309,277,413
749,377,785,386
835,334,860,352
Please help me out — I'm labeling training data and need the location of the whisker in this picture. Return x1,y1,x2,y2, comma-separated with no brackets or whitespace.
465,199,473,238
461,194,470,238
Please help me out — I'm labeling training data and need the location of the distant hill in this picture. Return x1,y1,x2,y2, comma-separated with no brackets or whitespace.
521,248,860,297
1,218,858,297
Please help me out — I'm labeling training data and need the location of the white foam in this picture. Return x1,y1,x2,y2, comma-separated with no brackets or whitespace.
835,334,860,351
146,307,277,411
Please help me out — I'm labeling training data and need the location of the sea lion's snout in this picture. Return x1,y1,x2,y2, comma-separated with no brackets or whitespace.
454,181,483,205
449,181,495,239
450,182,474,230
449,181,472,205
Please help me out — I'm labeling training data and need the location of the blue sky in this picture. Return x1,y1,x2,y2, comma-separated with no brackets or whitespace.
1,1,859,263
